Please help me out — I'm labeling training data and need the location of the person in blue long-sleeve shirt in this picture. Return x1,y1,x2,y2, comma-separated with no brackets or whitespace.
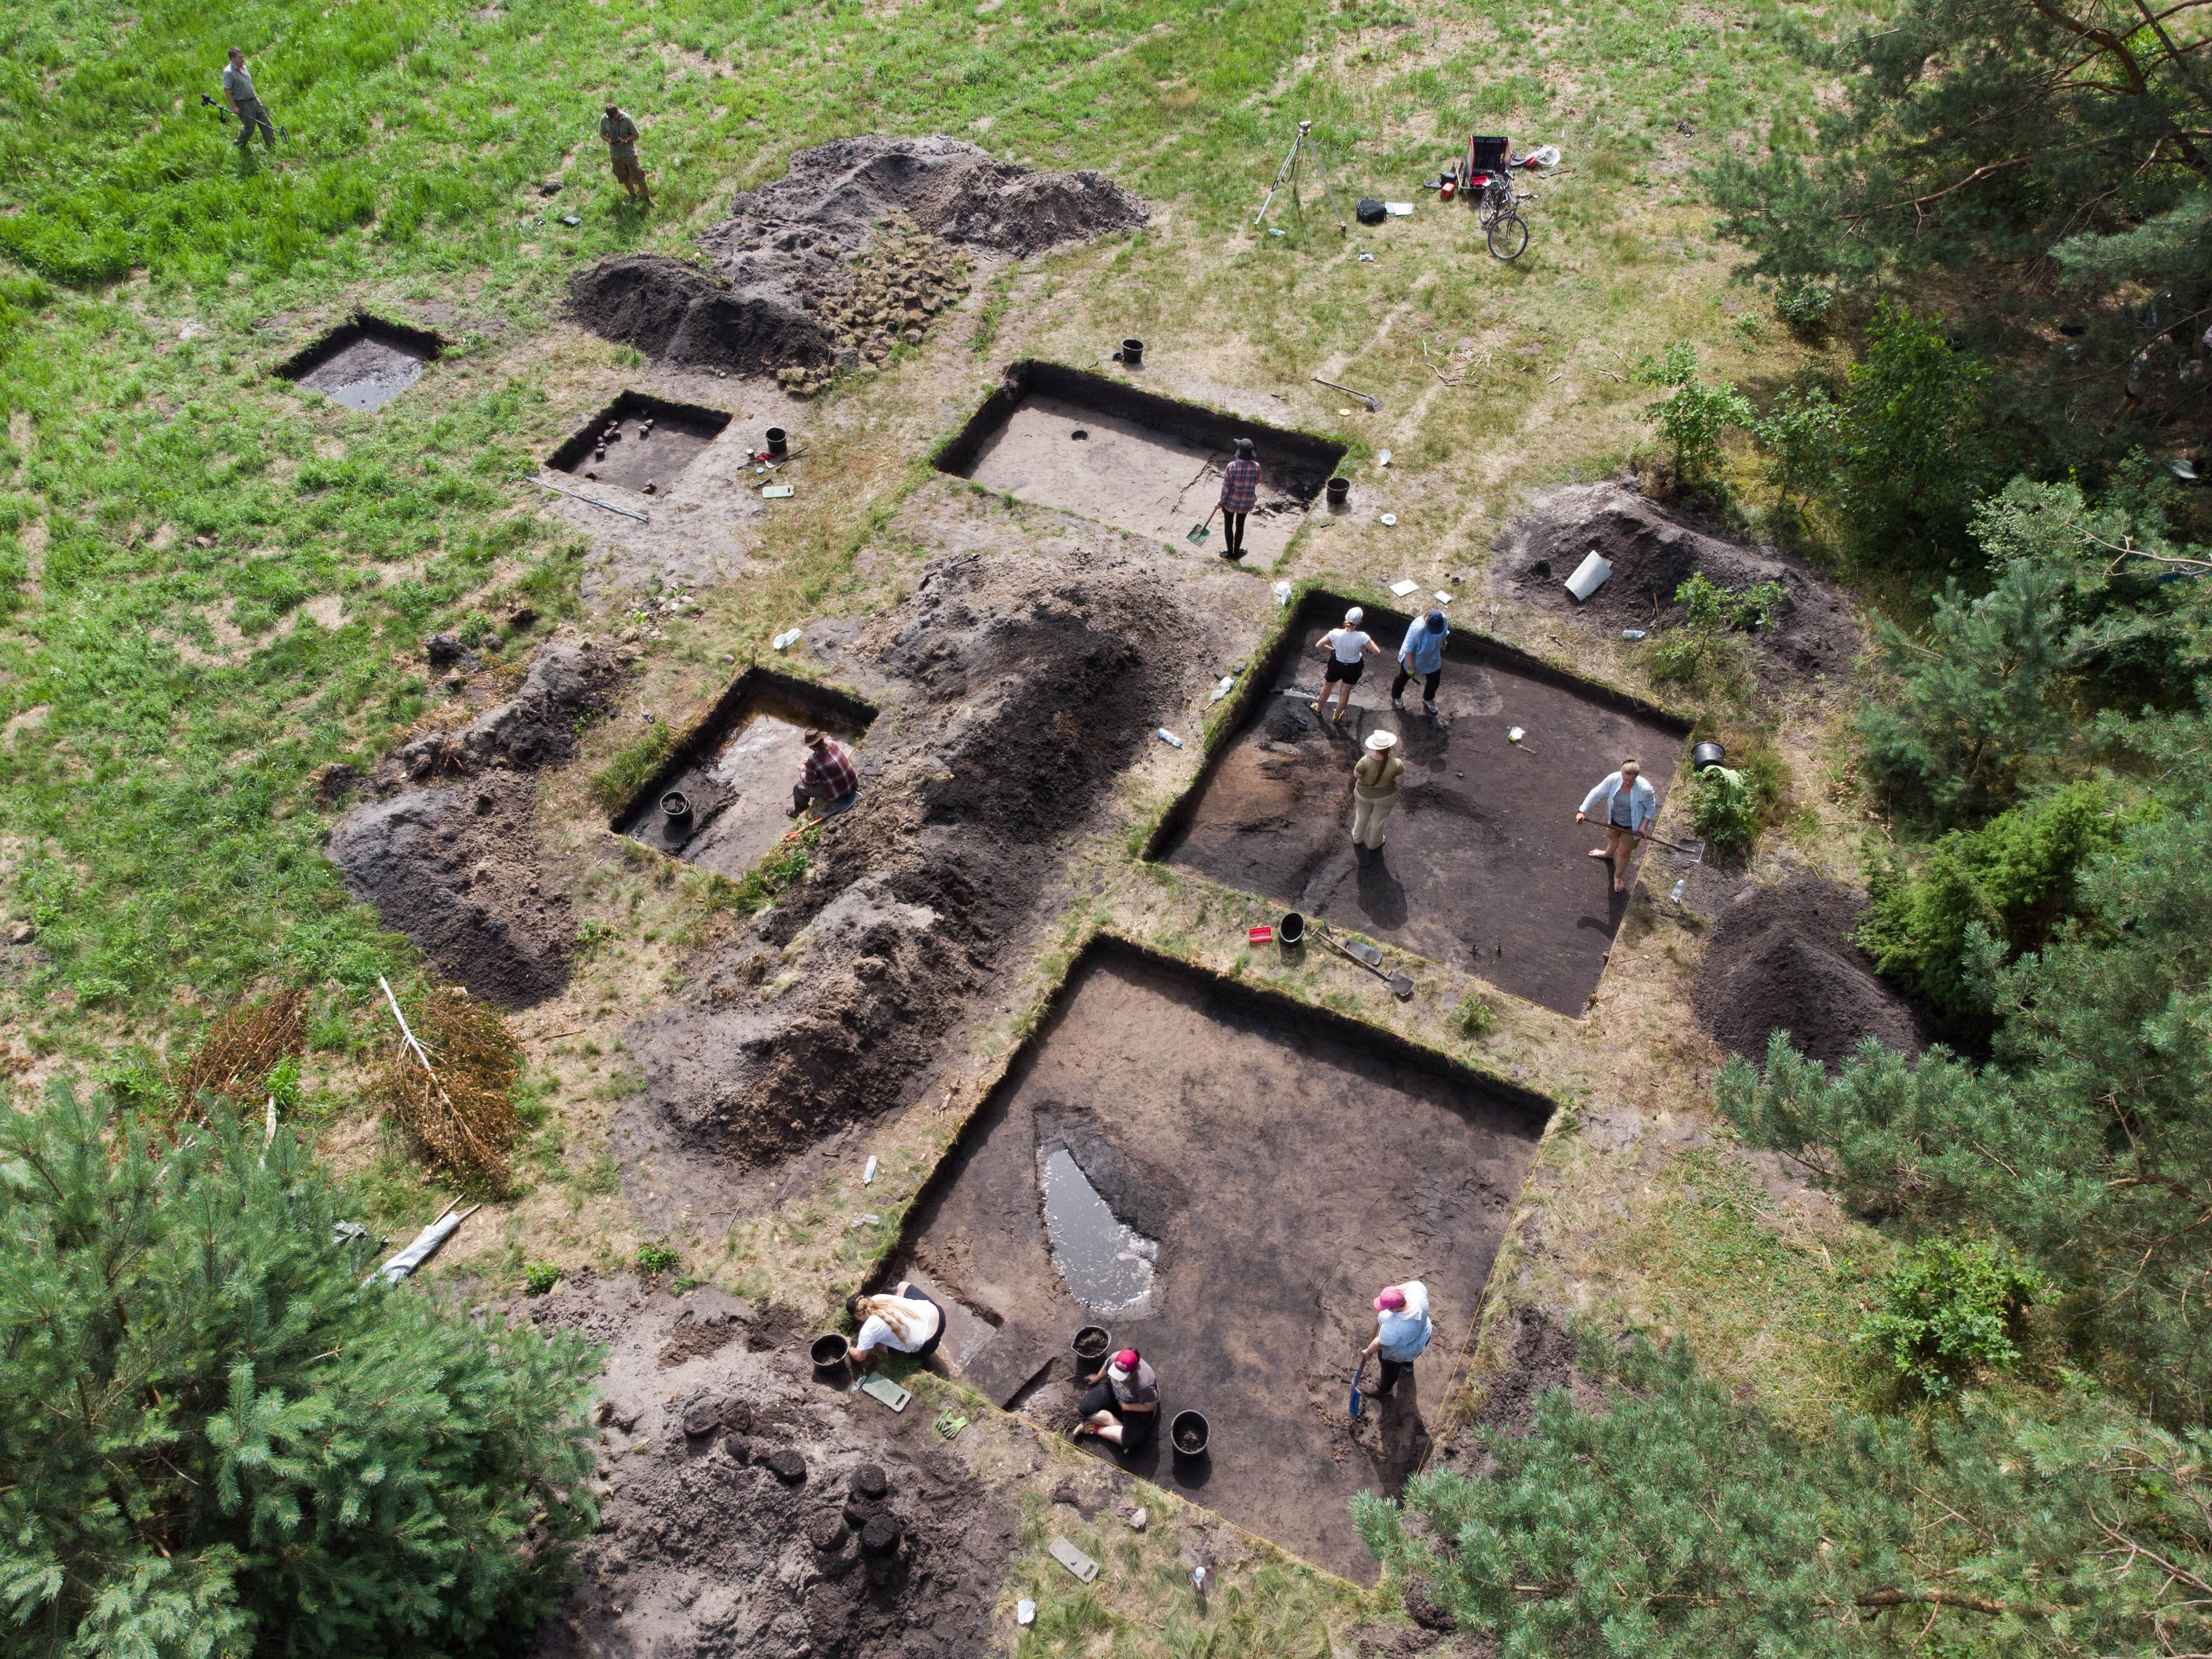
1391,609,1448,713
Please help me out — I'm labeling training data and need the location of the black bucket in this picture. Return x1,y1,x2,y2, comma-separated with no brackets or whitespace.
810,1332,850,1376
1073,1325,1112,1377
660,789,692,823
1277,911,1306,948
1691,740,1727,771
1325,477,1350,508
1171,1409,1211,1463
765,426,789,457
1119,338,1144,366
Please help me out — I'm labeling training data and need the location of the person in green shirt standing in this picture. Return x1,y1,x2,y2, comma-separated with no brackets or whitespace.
599,104,651,208
222,48,278,151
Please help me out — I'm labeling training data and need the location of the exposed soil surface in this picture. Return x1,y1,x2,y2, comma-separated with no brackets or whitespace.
1161,597,1689,1015
519,1274,1015,1659
551,394,729,492
1694,874,1932,1068
1489,482,1861,683
571,137,1144,387
276,315,442,412
965,394,1313,562
326,639,630,1006
618,513,1252,1218
896,943,1548,1579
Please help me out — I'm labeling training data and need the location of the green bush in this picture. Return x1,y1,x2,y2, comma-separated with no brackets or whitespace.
1859,780,2135,1040
1855,1237,2042,1399
524,1261,562,1296
1636,344,1754,485
636,1240,679,1275
1691,765,1762,855
0,1082,600,1655
1453,993,1496,1038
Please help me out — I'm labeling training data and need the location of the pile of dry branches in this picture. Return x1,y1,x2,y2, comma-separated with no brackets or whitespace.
374,982,523,1193
169,988,305,1121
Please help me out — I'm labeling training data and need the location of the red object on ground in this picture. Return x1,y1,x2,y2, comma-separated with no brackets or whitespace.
1439,178,1457,200
1248,925,1274,945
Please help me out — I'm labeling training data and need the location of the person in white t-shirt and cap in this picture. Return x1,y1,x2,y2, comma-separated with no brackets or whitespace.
1310,606,1380,724
1360,1280,1432,1399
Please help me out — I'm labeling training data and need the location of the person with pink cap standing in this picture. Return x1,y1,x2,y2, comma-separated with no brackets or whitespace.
1073,1347,1159,1451
1359,1280,1432,1399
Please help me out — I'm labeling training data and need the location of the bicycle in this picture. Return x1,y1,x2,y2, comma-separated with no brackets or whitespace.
1477,171,1531,262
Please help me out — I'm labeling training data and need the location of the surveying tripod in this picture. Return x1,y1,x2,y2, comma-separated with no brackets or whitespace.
1254,119,1348,236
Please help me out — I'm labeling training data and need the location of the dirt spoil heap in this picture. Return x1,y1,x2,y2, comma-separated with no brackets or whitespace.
326,638,629,1008
570,135,1144,391
1490,481,1860,682
630,542,1225,1174
1694,874,1932,1068
524,1278,1014,1659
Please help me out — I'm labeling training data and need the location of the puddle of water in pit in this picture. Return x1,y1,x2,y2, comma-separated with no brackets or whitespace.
1037,1146,1157,1316
297,337,429,411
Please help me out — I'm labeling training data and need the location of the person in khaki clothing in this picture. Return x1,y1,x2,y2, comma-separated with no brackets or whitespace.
599,103,651,206
1351,728,1402,853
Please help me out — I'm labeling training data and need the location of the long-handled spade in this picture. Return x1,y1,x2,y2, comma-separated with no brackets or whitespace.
1312,375,1381,412
1318,923,1414,1000
1634,829,1706,863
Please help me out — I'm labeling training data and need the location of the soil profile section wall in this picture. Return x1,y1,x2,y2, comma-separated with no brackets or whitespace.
882,936,1551,1579
935,359,1347,496
1149,592,1694,1015
273,312,446,382
613,665,877,834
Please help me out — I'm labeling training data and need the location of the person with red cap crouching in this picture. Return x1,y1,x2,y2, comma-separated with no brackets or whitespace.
1359,1280,1432,1400
1073,1347,1160,1451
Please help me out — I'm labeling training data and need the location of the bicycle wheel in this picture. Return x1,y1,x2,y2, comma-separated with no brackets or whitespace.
1487,211,1529,261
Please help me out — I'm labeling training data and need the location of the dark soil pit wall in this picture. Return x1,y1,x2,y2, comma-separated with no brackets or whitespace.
275,314,444,411
548,391,733,492
617,667,875,877
1152,593,1692,1016
936,361,1345,561
893,940,1550,1580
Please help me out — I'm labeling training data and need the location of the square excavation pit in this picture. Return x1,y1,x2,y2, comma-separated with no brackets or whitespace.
274,314,445,412
894,942,1548,1580
1152,594,1692,1016
549,391,733,493
935,360,1345,561
614,667,874,875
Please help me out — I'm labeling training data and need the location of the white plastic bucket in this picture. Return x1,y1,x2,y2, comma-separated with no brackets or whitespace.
1564,551,1612,602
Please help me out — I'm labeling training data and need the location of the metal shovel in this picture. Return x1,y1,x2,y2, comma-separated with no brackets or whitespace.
1312,375,1381,411
1635,830,1706,863
1319,924,1414,999
1349,1355,1369,1420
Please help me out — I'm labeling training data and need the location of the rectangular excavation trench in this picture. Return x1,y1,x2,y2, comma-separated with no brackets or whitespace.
935,360,1345,561
1151,593,1693,1016
548,391,733,493
275,313,445,411
890,940,1550,1580
614,667,875,875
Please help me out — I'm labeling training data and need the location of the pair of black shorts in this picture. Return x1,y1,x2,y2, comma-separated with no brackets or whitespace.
1324,657,1365,686
1078,1380,1158,1449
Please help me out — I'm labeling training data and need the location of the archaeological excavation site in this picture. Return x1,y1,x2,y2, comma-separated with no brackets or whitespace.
38,1,2135,1642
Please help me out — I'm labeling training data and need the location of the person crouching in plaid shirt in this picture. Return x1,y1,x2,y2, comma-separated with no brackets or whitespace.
788,728,860,820
1215,437,1260,561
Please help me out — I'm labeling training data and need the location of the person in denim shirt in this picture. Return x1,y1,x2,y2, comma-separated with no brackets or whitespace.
1391,609,1448,714
1577,759,1655,895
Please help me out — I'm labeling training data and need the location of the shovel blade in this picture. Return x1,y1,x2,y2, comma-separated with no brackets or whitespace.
1187,524,1211,544
1387,975,1415,1000
1349,1385,1362,1420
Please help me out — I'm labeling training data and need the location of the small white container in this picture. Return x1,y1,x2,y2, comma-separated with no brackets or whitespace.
1564,550,1612,602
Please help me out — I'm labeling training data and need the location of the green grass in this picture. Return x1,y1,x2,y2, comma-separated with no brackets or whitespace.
0,0,1867,1052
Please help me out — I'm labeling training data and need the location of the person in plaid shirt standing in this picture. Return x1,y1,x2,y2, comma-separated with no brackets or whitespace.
1214,437,1261,561
787,728,860,820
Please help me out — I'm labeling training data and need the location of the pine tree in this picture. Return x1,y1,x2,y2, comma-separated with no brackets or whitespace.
0,1083,601,1657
